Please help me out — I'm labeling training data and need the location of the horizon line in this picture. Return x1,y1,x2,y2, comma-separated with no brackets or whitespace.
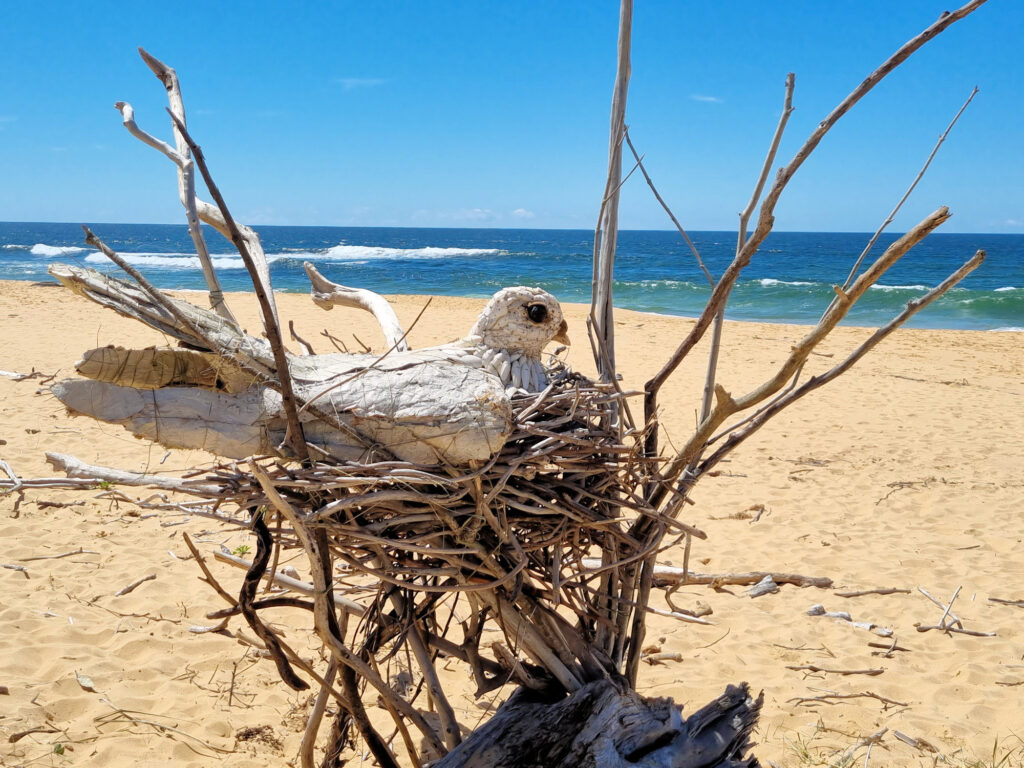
1,219,1018,238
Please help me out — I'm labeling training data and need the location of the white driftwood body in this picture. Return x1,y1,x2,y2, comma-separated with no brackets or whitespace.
54,356,512,463
47,263,574,464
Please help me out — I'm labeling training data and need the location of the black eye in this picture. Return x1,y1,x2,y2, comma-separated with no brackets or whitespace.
526,303,548,323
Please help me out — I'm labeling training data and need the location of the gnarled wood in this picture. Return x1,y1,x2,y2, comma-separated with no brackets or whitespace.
305,262,408,351
436,679,762,768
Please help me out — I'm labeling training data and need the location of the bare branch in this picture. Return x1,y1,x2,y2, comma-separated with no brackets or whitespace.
305,262,408,351
698,249,985,477
288,320,316,355
623,129,711,286
839,86,979,291
708,86,980,448
645,1,986,407
684,72,796,461
168,113,309,463
659,207,953,489
121,49,236,322
114,101,182,165
590,0,633,384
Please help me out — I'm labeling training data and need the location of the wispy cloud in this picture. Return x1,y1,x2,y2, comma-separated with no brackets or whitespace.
337,77,389,91
411,207,496,224
452,208,494,222
690,94,722,104
511,208,536,220
1006,218,1022,227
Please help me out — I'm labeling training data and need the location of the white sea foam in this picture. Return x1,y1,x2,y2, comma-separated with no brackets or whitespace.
2,244,28,250
84,252,256,270
31,240,502,270
629,279,695,288
870,284,929,292
994,286,1019,292
319,244,503,260
757,278,814,287
991,326,1024,332
30,243,87,257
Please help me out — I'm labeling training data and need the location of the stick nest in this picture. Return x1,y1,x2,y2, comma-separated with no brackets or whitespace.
179,367,665,719
204,370,651,605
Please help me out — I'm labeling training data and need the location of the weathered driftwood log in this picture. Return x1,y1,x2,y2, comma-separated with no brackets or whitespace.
52,361,511,463
436,679,762,768
48,263,570,463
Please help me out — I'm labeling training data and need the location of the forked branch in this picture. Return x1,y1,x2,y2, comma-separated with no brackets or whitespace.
644,0,987,419
658,206,952,491
114,49,235,322
698,248,985,476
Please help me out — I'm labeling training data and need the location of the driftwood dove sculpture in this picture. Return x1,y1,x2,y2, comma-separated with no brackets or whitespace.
47,263,569,465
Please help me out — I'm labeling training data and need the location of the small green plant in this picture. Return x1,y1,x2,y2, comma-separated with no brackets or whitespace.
942,737,1024,768
53,743,66,755
93,480,113,490
232,544,251,556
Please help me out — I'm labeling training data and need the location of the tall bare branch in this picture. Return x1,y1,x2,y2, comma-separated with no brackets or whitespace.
590,0,633,384
113,49,236,323
169,114,309,463
644,0,987,413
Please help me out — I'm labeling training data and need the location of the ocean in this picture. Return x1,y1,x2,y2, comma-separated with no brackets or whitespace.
1,221,1021,331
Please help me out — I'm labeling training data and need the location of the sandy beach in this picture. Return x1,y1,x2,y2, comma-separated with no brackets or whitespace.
1,279,1022,767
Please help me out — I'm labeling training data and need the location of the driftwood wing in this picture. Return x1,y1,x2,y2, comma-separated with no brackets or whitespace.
48,263,276,374
75,346,256,393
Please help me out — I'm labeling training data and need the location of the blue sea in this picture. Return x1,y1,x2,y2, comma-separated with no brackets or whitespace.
1,221,1021,331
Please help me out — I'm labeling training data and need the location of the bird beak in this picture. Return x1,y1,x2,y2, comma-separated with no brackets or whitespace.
553,319,571,346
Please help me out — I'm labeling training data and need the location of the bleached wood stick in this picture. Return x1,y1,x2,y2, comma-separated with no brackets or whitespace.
590,0,632,384
835,587,911,598
580,559,832,588
787,691,907,708
304,262,408,351
20,547,99,562
114,49,235,323
989,597,1024,609
45,452,221,496
786,665,884,677
114,574,156,596
646,605,713,626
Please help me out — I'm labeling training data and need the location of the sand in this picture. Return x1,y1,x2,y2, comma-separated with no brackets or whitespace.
1,279,1022,767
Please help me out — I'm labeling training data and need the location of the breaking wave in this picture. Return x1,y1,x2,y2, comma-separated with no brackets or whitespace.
30,244,87,257
318,244,504,260
17,241,509,271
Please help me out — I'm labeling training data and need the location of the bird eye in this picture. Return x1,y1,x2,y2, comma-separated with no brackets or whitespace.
526,303,548,323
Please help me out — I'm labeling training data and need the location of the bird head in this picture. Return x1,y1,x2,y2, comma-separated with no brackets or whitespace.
468,286,570,356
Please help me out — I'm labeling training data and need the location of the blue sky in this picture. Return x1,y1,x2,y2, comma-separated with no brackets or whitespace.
1,2,1020,232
